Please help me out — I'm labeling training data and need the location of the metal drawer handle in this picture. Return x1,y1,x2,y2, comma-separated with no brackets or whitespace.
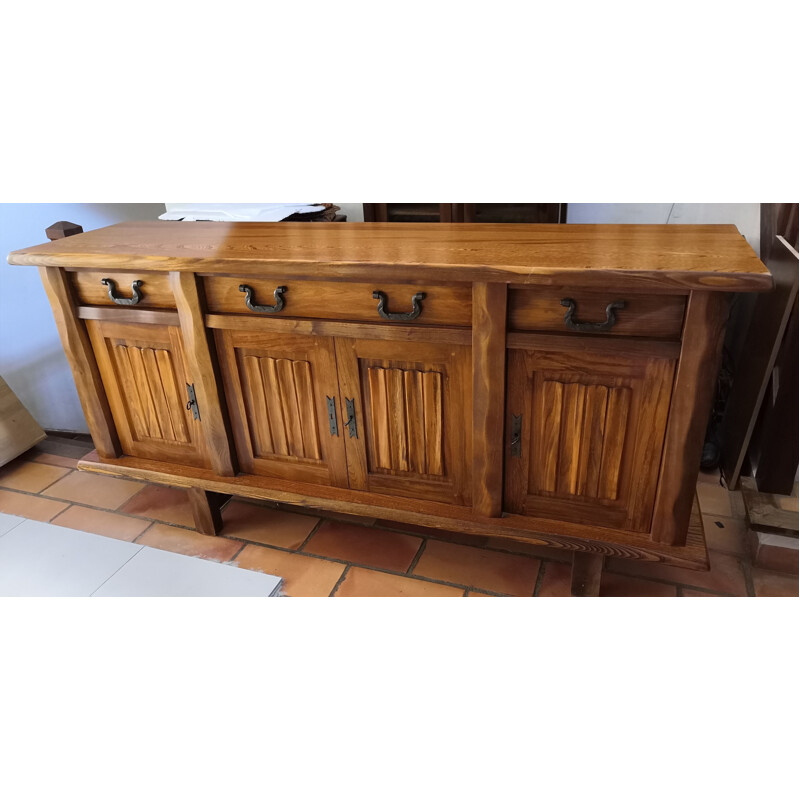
239,284,287,314
101,278,143,306
561,298,626,332
373,290,426,321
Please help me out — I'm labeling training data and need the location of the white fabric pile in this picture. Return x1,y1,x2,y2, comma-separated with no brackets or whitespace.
160,203,326,222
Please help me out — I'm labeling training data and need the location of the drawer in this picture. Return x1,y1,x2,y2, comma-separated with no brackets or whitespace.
508,289,686,338
68,270,175,309
203,277,472,326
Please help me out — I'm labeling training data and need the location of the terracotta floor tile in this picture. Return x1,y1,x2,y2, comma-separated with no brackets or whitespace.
31,452,80,469
51,505,151,542
413,539,540,595
0,489,69,522
600,573,677,597
43,471,144,510
606,550,748,596
696,483,734,517
703,515,747,556
334,567,463,597
752,569,799,597
234,545,344,596
537,561,572,596
303,520,423,572
119,484,194,527
465,590,498,597
0,459,70,493
137,523,242,562
222,501,319,549
681,588,724,597
374,518,440,537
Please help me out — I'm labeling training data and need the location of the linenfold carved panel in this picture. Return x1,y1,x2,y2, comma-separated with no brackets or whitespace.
365,366,443,476
112,344,190,443
532,379,632,501
241,355,321,461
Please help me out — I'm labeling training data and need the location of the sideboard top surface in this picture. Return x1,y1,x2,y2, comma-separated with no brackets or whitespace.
8,221,771,291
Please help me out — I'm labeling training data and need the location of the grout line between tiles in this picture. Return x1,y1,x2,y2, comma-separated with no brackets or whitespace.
405,538,427,575
226,541,249,563
329,565,351,597
296,518,326,552
228,535,514,595
533,559,548,597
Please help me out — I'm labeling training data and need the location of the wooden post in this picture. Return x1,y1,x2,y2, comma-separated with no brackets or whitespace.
571,553,604,596
38,266,122,459
188,488,230,536
170,271,237,477
651,292,730,545
472,282,507,517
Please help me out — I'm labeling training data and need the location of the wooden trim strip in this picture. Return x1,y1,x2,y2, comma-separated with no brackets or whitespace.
77,306,180,326
506,332,681,360
78,451,709,570
38,267,121,458
204,313,473,345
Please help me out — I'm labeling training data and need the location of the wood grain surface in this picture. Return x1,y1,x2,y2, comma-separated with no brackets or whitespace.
10,222,771,291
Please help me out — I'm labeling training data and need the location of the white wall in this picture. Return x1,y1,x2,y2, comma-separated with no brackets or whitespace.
0,204,165,433
566,203,761,254
336,203,364,222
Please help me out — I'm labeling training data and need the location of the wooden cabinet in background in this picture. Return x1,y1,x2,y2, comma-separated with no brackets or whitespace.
363,203,566,224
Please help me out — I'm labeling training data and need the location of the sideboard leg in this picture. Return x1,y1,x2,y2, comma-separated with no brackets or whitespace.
571,552,604,596
188,488,230,536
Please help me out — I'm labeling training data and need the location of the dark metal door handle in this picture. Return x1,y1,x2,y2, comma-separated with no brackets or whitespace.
239,284,287,314
344,398,358,438
101,278,143,306
373,290,426,321
510,414,522,457
561,298,626,332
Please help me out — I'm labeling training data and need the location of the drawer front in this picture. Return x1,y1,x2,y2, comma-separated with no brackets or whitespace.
69,270,175,309
509,290,686,338
203,277,473,326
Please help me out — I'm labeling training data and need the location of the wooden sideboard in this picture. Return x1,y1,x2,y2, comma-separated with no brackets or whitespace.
8,222,772,594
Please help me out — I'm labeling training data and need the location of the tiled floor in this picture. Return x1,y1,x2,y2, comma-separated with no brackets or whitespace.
0,515,282,596
0,433,798,597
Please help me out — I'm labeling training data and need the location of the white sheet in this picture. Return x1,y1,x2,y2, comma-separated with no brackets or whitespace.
160,203,326,222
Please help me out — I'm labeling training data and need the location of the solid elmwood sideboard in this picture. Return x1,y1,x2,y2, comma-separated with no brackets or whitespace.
8,222,772,594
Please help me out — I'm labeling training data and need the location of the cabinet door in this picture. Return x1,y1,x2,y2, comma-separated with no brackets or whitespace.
334,337,472,505
214,328,349,487
86,319,206,466
504,338,676,532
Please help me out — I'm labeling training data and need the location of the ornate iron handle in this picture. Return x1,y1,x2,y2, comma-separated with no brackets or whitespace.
560,298,626,332
373,290,426,321
239,284,287,314
100,278,143,306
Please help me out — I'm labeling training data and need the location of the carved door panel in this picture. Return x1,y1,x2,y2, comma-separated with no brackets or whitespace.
214,328,349,486
86,320,206,466
504,338,676,532
334,337,472,505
